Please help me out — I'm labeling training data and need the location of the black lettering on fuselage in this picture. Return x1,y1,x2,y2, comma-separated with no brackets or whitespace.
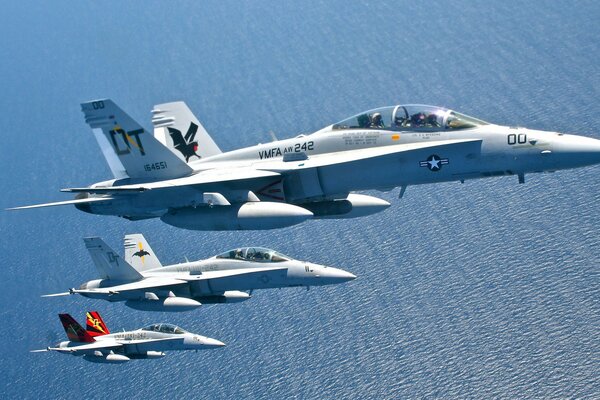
258,141,314,159
258,147,283,160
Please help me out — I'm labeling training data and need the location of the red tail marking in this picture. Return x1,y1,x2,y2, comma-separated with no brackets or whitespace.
58,314,95,343
86,311,110,337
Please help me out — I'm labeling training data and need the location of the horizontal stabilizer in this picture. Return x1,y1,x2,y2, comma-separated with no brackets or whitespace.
6,197,113,211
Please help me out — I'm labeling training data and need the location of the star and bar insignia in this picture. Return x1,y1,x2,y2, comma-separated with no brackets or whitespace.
419,154,449,171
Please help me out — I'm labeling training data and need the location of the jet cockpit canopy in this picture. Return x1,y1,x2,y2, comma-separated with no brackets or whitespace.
215,247,292,263
330,105,489,132
142,323,186,334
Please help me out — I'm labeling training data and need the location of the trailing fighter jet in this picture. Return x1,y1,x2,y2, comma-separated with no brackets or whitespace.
44,234,356,312
31,311,224,364
10,100,600,230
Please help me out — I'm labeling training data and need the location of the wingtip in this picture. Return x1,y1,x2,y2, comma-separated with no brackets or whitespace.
5,205,30,211
41,292,72,298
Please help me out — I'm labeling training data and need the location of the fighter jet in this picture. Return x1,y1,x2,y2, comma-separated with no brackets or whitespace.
31,311,224,364
10,100,600,230
44,234,356,312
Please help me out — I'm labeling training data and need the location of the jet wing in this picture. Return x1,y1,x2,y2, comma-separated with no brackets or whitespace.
69,277,189,297
61,187,148,193
49,269,286,299
49,340,122,353
47,337,184,355
6,196,113,211
60,168,281,194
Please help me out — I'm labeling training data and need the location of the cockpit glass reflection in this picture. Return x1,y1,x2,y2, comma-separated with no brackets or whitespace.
142,323,186,334
331,105,488,132
216,247,291,262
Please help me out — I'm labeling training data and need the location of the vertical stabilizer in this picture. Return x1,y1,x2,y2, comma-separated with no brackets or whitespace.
152,101,222,163
81,99,193,180
124,233,163,272
86,311,110,337
59,314,95,343
83,237,143,281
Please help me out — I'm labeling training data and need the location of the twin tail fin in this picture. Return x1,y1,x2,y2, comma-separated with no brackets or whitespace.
85,311,110,337
124,233,163,272
81,99,193,180
152,101,221,163
58,314,95,343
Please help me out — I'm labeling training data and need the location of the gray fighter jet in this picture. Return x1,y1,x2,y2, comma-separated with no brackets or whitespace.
31,311,224,363
10,100,600,230
45,234,356,312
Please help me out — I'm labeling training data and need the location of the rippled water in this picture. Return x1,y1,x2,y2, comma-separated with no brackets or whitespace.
1,1,598,398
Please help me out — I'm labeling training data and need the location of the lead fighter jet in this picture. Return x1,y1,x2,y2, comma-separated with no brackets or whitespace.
45,234,356,312
31,311,224,364
10,100,600,230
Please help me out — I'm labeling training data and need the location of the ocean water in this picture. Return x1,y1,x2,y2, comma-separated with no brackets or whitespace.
0,1,598,398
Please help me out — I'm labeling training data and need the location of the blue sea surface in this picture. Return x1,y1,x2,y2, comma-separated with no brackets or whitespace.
0,1,598,398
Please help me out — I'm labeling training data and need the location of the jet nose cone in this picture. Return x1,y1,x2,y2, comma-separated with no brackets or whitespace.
339,270,357,281
323,267,357,283
203,337,226,348
552,134,600,168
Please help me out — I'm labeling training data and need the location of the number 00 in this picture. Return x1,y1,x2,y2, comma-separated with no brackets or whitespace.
508,133,527,145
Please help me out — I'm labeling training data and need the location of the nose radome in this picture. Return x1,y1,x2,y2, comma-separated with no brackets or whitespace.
202,337,226,348
324,267,357,283
553,134,600,167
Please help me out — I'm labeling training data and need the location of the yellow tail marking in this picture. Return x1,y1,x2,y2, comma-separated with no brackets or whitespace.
86,312,107,334
138,242,145,264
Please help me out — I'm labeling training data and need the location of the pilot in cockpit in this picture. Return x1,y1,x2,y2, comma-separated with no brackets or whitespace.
426,113,441,127
370,113,384,128
394,115,406,128
411,112,426,127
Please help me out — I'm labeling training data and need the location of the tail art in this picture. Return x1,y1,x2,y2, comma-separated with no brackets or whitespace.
84,237,143,281
58,314,95,343
152,101,222,163
169,123,201,162
124,234,163,272
85,311,110,337
81,99,193,180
